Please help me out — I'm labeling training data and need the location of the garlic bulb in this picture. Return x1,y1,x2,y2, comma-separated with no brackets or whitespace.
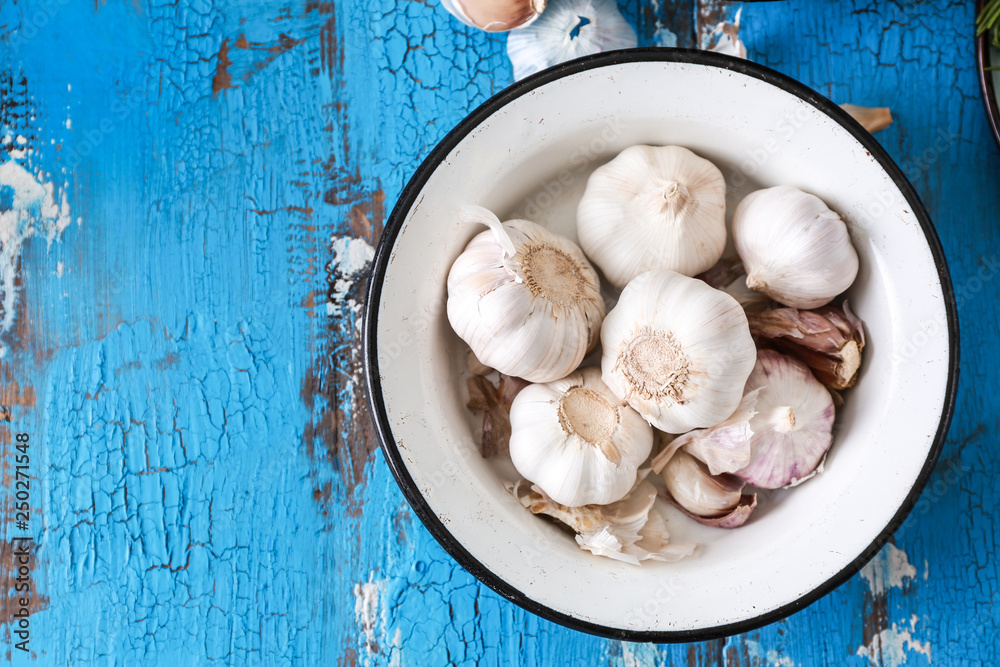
736,350,836,489
441,0,545,32
506,0,637,81
733,185,859,309
508,367,653,507
601,270,757,433
659,450,757,528
447,206,605,383
746,302,865,390
507,478,696,564
578,145,728,288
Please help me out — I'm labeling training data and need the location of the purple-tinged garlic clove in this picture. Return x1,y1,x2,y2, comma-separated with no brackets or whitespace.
747,302,865,390
735,350,836,489
651,388,761,477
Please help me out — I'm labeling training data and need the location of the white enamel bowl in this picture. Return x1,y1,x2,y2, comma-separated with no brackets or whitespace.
363,50,958,641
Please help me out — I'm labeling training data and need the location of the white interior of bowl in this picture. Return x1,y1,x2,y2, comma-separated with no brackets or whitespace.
373,60,950,633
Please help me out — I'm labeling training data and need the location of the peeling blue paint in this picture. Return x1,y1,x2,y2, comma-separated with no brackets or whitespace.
0,0,996,665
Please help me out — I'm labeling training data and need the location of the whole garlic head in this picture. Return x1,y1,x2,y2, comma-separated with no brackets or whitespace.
440,0,545,32
733,185,859,309
508,367,653,507
601,270,757,433
447,206,606,383
736,350,836,489
577,145,727,288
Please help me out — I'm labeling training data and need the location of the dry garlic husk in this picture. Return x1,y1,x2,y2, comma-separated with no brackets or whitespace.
508,367,653,507
506,0,637,80
659,450,757,528
746,302,865,390
440,0,545,32
601,270,757,433
507,478,696,564
736,350,835,489
840,104,893,133
467,374,531,458
706,7,746,58
447,206,605,383
578,145,727,288
697,256,772,312
733,185,859,309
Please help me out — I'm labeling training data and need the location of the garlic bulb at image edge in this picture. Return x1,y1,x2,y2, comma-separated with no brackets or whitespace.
578,145,727,289
440,0,545,32
736,349,836,489
508,367,653,506
506,0,637,80
447,206,606,383
601,270,757,433
507,478,696,564
733,185,859,309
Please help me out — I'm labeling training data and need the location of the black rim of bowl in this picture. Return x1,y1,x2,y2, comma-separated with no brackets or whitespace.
362,48,959,643
977,0,1000,149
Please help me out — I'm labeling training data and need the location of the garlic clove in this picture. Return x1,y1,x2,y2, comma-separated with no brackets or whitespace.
733,185,859,309
441,0,545,32
735,350,836,489
508,367,653,507
746,302,866,390
840,104,893,133
651,388,762,476
696,256,772,312
578,145,728,288
507,479,696,564
447,206,606,383
506,0,637,80
660,450,743,516
601,270,757,434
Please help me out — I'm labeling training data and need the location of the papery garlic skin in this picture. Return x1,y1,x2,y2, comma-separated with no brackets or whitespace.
651,388,761,476
507,478,696,564
736,350,835,489
506,0,637,80
447,206,605,383
578,145,727,288
601,270,757,433
508,367,653,507
441,0,545,32
706,7,746,58
733,185,859,309
746,302,865,390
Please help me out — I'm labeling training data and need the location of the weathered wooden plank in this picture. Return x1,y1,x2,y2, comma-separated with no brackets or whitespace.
0,0,996,665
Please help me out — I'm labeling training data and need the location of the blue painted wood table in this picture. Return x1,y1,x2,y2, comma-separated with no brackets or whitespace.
0,0,996,664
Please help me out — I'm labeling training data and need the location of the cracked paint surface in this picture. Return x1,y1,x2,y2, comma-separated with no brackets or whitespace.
0,0,995,665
